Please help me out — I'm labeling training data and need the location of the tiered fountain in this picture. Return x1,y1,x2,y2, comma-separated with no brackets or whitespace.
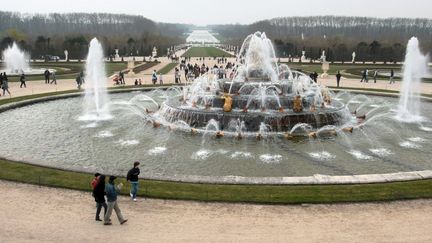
160,32,350,136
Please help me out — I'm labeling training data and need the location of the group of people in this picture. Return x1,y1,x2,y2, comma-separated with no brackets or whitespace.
91,161,141,225
360,69,395,84
44,69,57,85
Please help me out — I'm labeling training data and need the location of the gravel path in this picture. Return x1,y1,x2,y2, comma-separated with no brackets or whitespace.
1,180,431,242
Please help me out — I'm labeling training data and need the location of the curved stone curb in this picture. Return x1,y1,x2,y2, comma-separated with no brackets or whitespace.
138,170,432,185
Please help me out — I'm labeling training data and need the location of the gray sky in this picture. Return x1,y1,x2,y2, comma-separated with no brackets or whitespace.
2,0,432,25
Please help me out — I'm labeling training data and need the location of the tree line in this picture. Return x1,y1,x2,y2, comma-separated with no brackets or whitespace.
0,11,191,59
1,12,432,63
211,16,432,62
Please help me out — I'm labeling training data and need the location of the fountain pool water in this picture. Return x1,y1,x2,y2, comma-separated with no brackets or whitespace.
0,33,431,182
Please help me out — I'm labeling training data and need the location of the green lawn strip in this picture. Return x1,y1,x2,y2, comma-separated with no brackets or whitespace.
132,62,160,73
157,63,178,75
1,159,432,204
182,47,234,58
5,62,127,82
329,86,432,98
0,84,182,106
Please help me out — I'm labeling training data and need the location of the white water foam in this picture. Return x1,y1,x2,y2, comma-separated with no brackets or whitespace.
192,150,212,160
369,148,393,157
148,147,167,155
81,122,98,128
259,154,282,164
309,151,335,161
400,141,422,149
94,130,114,138
231,152,254,159
116,139,139,146
348,150,373,160
408,137,427,143
419,126,432,132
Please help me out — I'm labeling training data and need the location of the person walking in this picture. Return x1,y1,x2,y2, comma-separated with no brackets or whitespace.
76,74,82,90
0,73,3,97
104,176,128,225
91,173,101,190
336,71,342,88
93,175,107,222
159,73,163,85
151,70,157,85
127,161,140,201
373,70,378,83
20,73,27,88
50,71,57,85
44,69,50,84
360,69,368,83
175,68,181,84
389,69,395,84
79,70,85,84
2,72,11,96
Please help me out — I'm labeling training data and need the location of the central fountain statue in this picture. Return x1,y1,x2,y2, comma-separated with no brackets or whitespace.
160,32,349,133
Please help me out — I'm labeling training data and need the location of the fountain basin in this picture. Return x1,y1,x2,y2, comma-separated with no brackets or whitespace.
0,90,431,183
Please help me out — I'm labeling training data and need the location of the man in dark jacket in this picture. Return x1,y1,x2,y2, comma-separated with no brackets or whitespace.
336,71,342,88
127,161,140,201
20,73,26,88
93,175,107,221
44,69,50,84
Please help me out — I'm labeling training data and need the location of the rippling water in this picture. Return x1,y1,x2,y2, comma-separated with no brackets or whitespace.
0,91,431,179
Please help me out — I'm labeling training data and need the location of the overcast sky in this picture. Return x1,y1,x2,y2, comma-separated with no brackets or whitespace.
2,0,432,25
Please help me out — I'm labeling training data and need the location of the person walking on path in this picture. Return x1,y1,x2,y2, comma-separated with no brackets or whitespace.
91,173,101,190
159,73,163,85
50,71,57,85
76,74,82,90
104,176,128,225
373,70,378,83
2,72,11,96
360,69,368,83
20,73,26,88
44,69,50,84
0,73,3,97
389,69,395,84
93,175,107,222
336,71,342,88
151,70,157,85
127,161,140,201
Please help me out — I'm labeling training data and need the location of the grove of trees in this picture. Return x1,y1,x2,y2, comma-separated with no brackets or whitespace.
1,12,431,63
0,11,191,59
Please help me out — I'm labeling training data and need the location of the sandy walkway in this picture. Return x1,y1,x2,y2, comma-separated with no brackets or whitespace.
0,180,431,242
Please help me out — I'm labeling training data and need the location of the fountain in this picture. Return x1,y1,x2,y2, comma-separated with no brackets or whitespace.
396,37,429,123
79,38,111,121
1,42,53,75
1,42,30,74
160,32,349,133
1,33,432,182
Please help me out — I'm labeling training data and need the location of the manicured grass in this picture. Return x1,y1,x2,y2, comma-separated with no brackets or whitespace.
132,62,159,73
182,47,234,58
4,62,127,82
2,158,432,204
158,63,178,75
